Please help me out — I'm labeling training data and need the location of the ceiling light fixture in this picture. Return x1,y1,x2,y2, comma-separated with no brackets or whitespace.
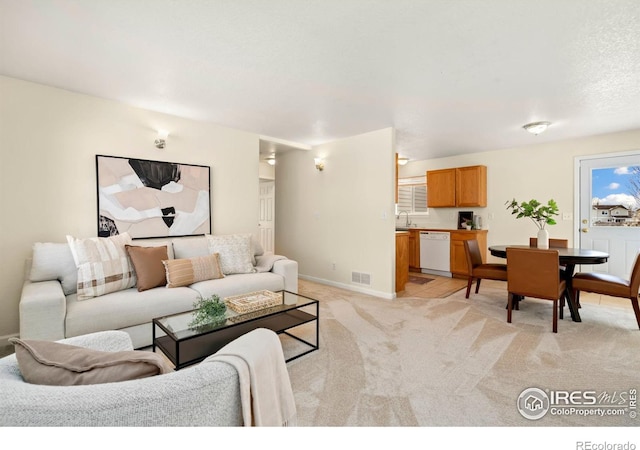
397,157,409,166
523,121,551,135
266,155,276,166
155,130,169,149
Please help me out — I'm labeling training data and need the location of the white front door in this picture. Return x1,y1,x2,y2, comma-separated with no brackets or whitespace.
577,152,640,277
259,180,275,253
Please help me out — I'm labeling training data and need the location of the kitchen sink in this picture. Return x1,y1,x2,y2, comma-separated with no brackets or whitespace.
395,227,410,231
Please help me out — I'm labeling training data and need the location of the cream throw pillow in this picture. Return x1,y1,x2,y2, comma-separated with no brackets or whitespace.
206,234,255,274
66,233,136,300
10,338,173,386
163,253,224,288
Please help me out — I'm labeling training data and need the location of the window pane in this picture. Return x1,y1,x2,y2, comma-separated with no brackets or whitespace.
414,186,427,212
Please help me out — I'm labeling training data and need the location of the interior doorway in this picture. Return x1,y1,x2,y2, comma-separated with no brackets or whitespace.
259,180,275,253
576,151,640,278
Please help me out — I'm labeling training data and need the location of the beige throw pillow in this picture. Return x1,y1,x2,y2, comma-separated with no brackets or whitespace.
125,245,169,291
9,338,173,386
163,253,224,288
206,234,255,274
66,233,136,300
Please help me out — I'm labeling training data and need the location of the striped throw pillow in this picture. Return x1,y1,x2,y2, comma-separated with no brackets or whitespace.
66,233,136,300
163,253,224,288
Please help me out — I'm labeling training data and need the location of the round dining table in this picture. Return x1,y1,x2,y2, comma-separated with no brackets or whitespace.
488,245,610,322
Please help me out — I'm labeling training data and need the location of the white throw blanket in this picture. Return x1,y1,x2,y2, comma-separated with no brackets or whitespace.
254,252,287,273
210,328,297,426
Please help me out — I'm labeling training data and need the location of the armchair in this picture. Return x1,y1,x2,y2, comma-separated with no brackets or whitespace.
0,330,243,426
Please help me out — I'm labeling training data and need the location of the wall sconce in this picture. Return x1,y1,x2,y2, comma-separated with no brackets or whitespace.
523,121,551,135
155,130,169,149
266,155,276,166
397,157,409,166
314,157,325,171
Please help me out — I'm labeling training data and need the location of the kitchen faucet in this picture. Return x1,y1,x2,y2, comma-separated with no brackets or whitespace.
397,210,411,227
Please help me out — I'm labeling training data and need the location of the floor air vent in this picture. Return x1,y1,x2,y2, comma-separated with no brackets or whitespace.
351,271,371,286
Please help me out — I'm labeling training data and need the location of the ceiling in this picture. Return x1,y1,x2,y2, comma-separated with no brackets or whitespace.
2,0,640,161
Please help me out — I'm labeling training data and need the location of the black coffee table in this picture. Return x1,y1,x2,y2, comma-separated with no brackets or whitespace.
152,290,319,370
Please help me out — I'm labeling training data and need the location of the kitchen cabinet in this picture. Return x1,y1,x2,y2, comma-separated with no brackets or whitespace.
408,229,420,270
396,232,409,292
426,168,456,207
456,165,487,207
450,230,487,277
426,165,487,207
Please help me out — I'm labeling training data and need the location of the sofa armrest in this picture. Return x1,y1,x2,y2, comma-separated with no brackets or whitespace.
272,259,298,293
57,330,134,352
19,280,66,341
0,357,242,426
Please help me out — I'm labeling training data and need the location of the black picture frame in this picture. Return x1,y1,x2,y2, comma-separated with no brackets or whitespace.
96,155,211,239
458,211,474,229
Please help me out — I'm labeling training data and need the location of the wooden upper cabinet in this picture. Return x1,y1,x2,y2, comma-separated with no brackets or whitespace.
456,165,487,207
426,168,456,207
426,165,487,207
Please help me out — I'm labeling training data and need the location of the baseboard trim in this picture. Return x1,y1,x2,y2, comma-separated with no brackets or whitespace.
299,274,395,300
0,333,19,347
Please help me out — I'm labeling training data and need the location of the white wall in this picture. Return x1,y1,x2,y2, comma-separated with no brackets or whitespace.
0,76,261,340
400,129,640,261
275,128,397,298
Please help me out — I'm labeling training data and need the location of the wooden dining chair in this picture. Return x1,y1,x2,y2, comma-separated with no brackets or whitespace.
529,238,569,248
530,237,570,312
463,239,508,298
506,247,568,333
572,252,640,330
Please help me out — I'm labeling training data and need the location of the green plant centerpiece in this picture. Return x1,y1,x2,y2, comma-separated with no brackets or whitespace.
189,294,227,329
505,198,559,229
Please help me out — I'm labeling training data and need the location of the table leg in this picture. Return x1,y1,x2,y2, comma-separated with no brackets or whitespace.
563,263,581,322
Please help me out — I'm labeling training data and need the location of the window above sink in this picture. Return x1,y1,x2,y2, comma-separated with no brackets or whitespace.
397,175,428,215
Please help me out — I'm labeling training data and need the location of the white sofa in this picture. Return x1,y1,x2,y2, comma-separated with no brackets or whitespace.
19,235,298,349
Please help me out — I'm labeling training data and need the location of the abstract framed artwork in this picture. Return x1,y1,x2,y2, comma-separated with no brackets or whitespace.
96,155,211,239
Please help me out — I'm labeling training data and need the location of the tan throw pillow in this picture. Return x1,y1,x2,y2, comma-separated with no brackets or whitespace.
125,245,169,291
9,338,173,386
163,253,224,288
66,233,136,300
206,234,255,274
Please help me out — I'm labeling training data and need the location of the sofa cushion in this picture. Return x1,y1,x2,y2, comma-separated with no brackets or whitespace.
163,253,224,288
172,236,210,259
29,242,78,295
66,233,136,300
206,234,255,275
126,245,169,291
64,286,200,339
189,272,285,300
9,338,172,386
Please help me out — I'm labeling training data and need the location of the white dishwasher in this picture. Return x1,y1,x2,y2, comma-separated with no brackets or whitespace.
419,231,452,277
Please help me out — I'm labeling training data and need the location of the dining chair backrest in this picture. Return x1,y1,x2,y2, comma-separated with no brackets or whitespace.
630,251,640,296
464,239,483,269
507,247,561,300
529,237,569,248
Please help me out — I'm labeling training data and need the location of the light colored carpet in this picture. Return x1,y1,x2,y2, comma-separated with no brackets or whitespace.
286,279,640,427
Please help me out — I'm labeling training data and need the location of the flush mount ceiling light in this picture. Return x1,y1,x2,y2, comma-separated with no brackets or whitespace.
266,155,276,165
155,130,169,149
397,157,409,166
523,121,551,135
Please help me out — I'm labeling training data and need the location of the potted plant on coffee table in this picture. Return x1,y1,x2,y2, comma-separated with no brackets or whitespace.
505,198,559,248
